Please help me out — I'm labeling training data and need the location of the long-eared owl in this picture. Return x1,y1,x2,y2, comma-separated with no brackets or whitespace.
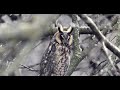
40,23,73,76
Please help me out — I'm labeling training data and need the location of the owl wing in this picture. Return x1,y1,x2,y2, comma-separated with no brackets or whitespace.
39,36,57,76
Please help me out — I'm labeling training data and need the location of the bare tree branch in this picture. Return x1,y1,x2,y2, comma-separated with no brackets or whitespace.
78,14,120,59
101,41,119,72
20,65,39,73
66,27,82,76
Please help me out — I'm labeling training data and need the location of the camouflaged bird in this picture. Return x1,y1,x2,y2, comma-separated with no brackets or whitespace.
39,23,73,76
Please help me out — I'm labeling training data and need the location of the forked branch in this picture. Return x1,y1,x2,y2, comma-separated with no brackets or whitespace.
78,14,120,59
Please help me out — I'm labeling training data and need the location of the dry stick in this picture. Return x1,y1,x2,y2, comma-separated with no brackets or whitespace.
20,65,39,73
91,60,108,76
20,63,40,71
25,63,40,68
102,41,118,72
78,14,120,59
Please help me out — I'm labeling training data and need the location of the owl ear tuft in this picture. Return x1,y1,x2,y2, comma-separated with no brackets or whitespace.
57,24,63,33
68,26,73,35
58,26,62,33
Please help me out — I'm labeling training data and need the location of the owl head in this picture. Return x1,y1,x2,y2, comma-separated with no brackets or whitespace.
55,23,73,46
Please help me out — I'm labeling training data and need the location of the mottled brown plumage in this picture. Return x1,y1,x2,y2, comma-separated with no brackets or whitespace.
40,24,73,76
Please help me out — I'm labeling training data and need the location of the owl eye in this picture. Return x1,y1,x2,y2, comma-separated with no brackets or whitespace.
60,34,70,41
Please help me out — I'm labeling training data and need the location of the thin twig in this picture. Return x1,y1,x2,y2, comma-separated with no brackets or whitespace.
20,65,39,73
25,63,40,68
90,60,108,75
102,41,118,71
